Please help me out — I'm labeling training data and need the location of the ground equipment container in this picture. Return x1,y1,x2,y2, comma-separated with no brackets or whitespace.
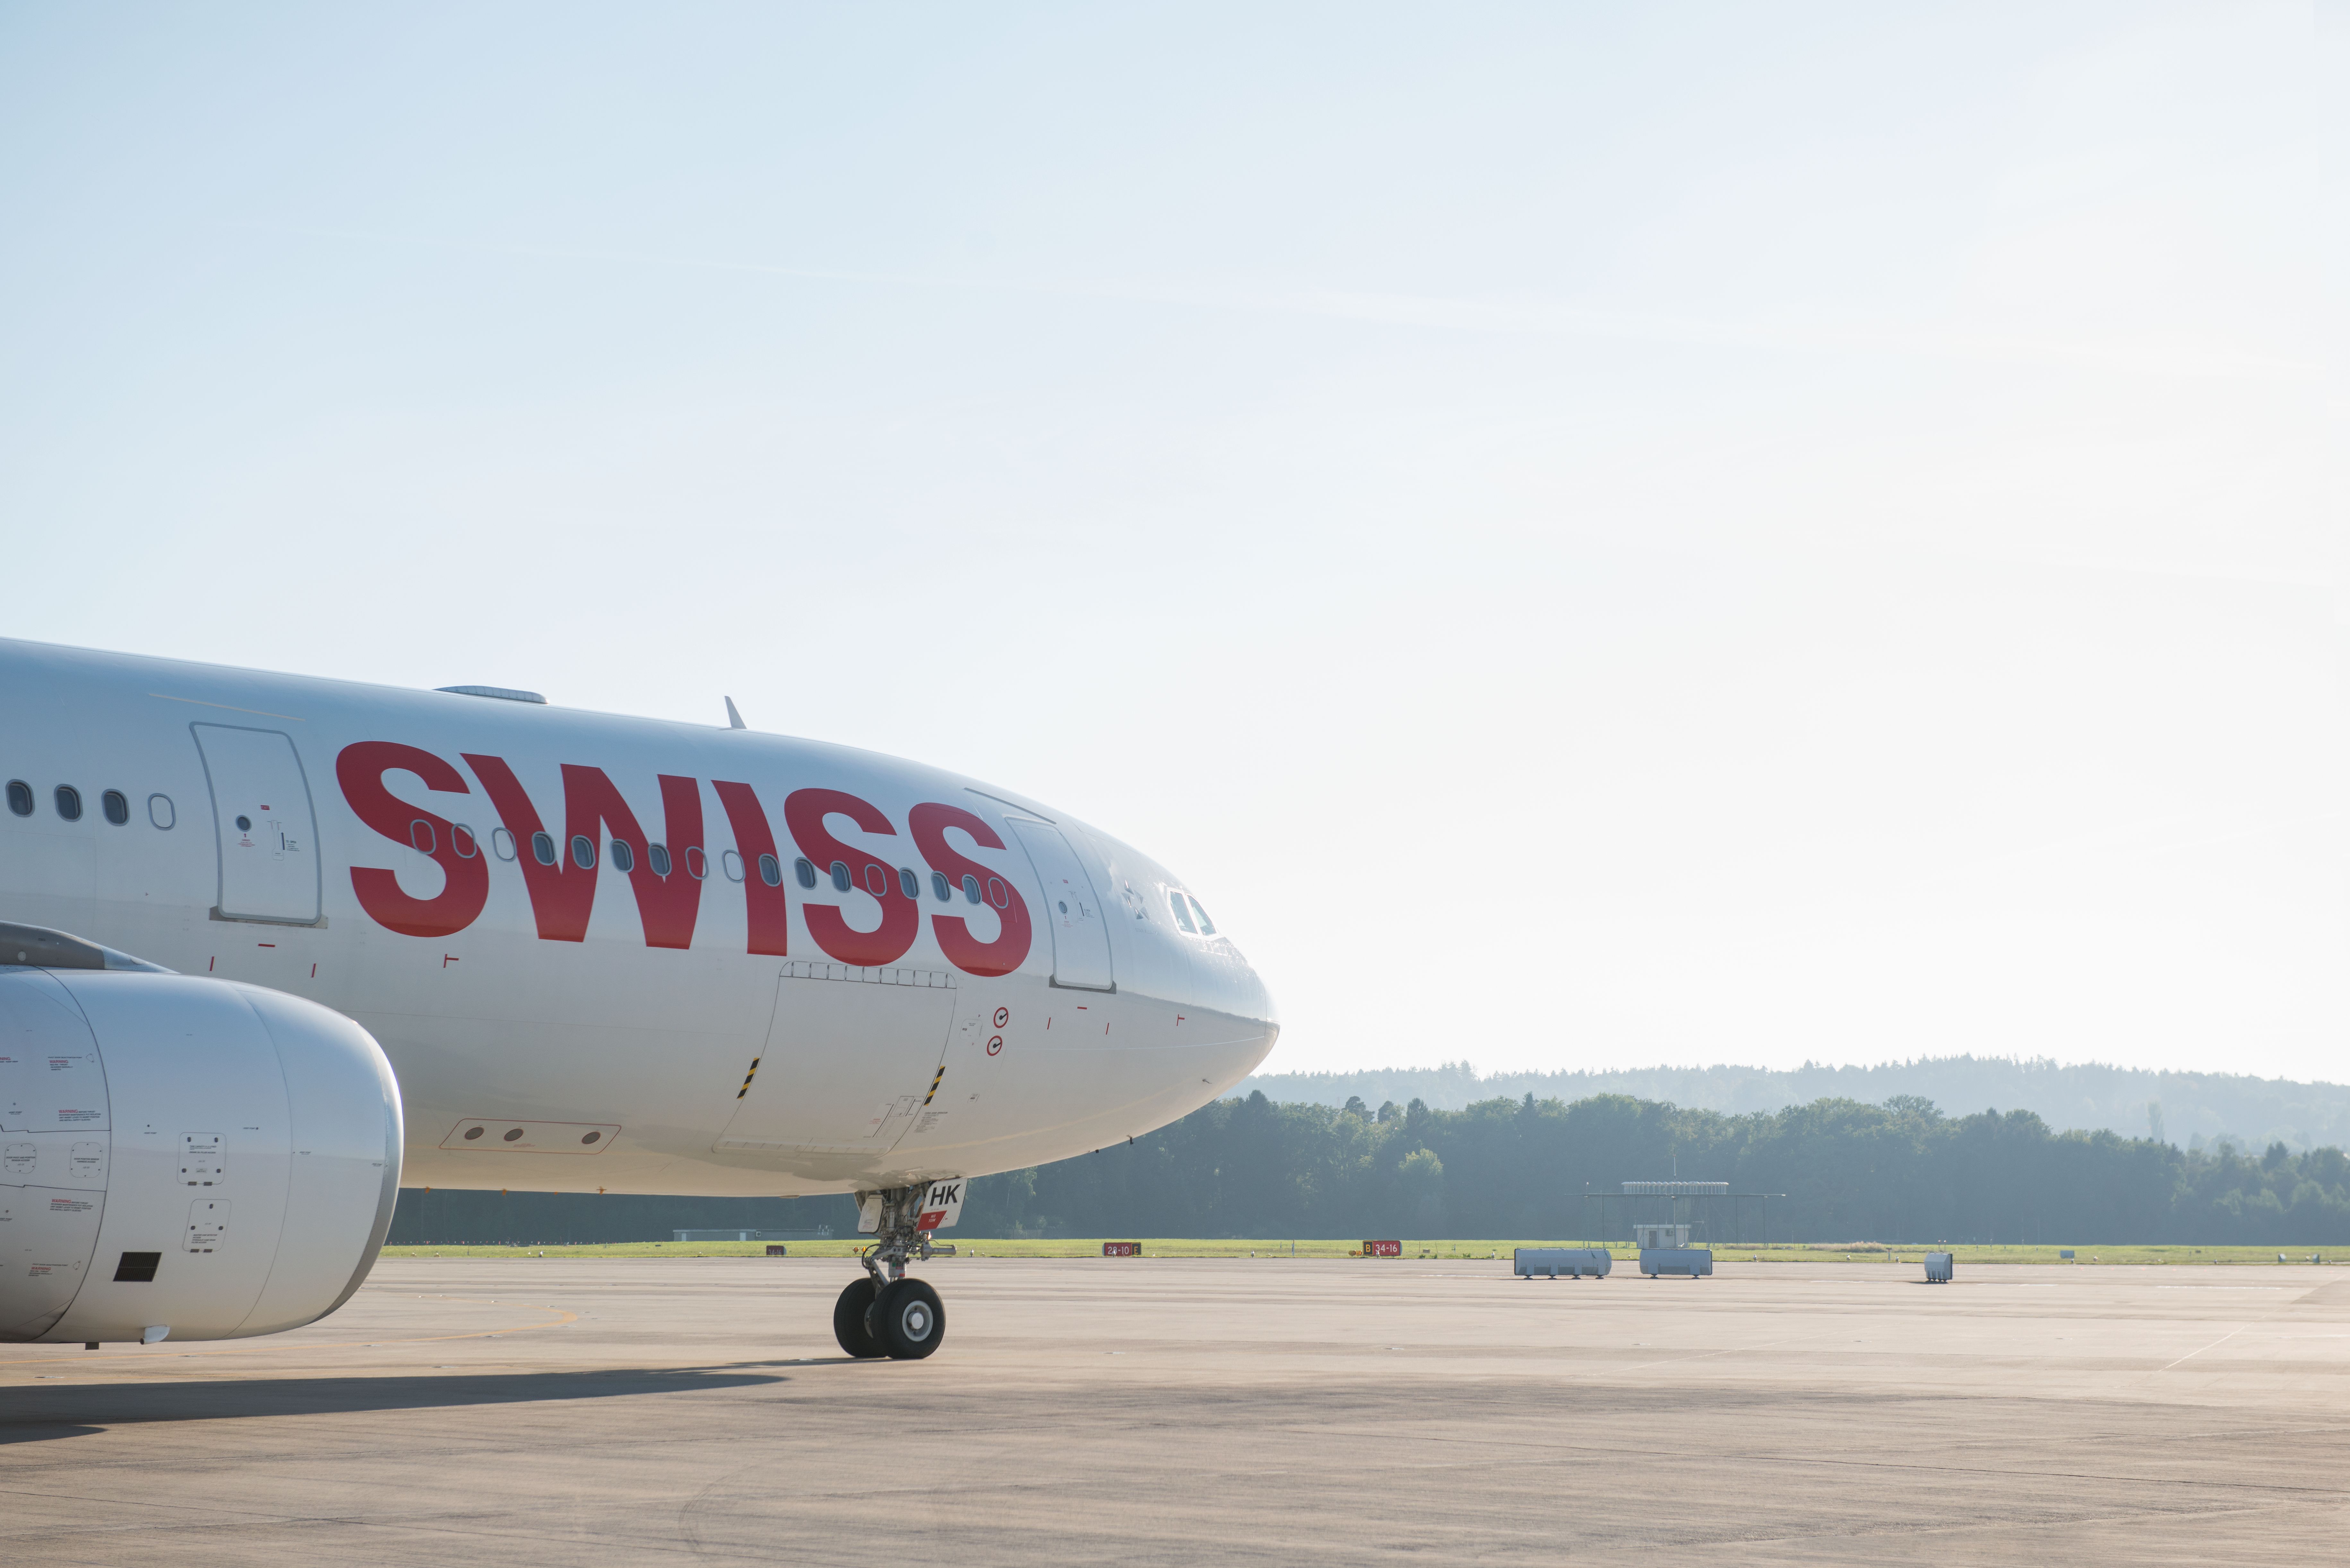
1514,1247,1612,1279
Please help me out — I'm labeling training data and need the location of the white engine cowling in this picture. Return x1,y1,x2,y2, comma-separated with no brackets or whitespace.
0,933,402,1345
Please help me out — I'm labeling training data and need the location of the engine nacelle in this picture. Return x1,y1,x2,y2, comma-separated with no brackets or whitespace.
0,937,401,1345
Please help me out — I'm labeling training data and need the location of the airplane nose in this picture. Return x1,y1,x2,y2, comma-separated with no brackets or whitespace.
1180,937,1280,1084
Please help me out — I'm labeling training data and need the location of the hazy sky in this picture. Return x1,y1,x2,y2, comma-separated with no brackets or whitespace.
2,4,2337,1079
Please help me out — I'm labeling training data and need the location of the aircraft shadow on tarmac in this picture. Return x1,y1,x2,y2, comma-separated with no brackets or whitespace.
0,1365,793,1444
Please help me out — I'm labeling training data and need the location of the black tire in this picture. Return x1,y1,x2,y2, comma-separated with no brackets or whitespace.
833,1277,885,1358
866,1277,945,1360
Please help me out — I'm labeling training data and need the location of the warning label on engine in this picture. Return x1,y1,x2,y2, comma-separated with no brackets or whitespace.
186,1199,229,1252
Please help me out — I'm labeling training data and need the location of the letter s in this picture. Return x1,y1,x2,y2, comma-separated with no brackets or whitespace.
336,741,489,939
909,802,1032,977
785,788,917,967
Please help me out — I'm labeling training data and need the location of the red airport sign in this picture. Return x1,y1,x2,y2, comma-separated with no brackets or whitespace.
1102,1241,1143,1256
1363,1240,1402,1256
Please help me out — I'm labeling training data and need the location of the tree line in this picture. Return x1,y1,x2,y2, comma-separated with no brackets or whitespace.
387,1090,2350,1246
952,1091,2350,1245
1244,1058,2350,1151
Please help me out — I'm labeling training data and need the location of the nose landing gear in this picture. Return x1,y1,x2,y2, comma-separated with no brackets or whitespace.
872,1277,944,1358
832,1277,883,1358
833,1184,949,1360
831,1275,945,1360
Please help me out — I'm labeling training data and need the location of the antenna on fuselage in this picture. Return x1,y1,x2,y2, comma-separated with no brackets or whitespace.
724,696,747,730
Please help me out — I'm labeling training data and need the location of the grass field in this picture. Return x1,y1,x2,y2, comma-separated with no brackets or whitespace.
377,1238,2346,1265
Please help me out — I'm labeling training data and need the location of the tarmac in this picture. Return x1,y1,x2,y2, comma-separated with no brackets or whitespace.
4,1256,2347,1565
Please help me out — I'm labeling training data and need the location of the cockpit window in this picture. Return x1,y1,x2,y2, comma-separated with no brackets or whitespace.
1167,891,1197,934
1188,896,1216,935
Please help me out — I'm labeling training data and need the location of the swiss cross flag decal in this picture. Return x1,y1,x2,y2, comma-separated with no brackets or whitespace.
916,1179,965,1231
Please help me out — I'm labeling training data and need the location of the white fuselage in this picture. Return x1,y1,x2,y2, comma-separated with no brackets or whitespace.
0,639,1278,1198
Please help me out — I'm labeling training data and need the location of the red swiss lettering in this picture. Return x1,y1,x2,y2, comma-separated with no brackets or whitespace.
336,742,489,939
712,780,790,957
908,802,1033,977
784,788,917,967
462,755,705,948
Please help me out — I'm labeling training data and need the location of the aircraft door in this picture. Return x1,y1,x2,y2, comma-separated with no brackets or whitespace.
716,963,957,1155
1006,819,1113,991
191,725,321,924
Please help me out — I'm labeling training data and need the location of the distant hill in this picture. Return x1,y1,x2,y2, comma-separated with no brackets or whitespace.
1239,1057,2350,1153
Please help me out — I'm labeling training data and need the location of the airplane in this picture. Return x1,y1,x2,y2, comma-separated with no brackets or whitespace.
0,637,1277,1360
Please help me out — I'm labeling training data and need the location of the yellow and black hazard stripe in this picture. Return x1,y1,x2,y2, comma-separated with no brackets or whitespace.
921,1065,945,1106
736,1057,762,1099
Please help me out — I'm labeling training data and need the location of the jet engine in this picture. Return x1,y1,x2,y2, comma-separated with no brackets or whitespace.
0,924,401,1345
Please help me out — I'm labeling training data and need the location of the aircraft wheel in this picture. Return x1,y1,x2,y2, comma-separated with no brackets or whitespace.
833,1277,885,1358
868,1277,946,1360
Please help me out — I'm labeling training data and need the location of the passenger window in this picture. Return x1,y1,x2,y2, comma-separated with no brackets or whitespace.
452,824,478,859
1190,896,1216,934
987,876,1010,910
7,780,32,816
931,871,951,902
570,835,596,870
722,849,745,882
898,867,919,900
492,827,517,861
962,874,982,905
532,831,557,866
795,857,818,889
648,843,671,877
758,853,782,887
1168,892,1197,934
409,819,437,856
54,785,82,822
609,840,636,874
686,846,709,879
830,860,852,893
101,790,129,826
148,793,175,829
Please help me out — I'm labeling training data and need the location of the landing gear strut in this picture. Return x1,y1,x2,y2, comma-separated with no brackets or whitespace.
833,1184,947,1360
